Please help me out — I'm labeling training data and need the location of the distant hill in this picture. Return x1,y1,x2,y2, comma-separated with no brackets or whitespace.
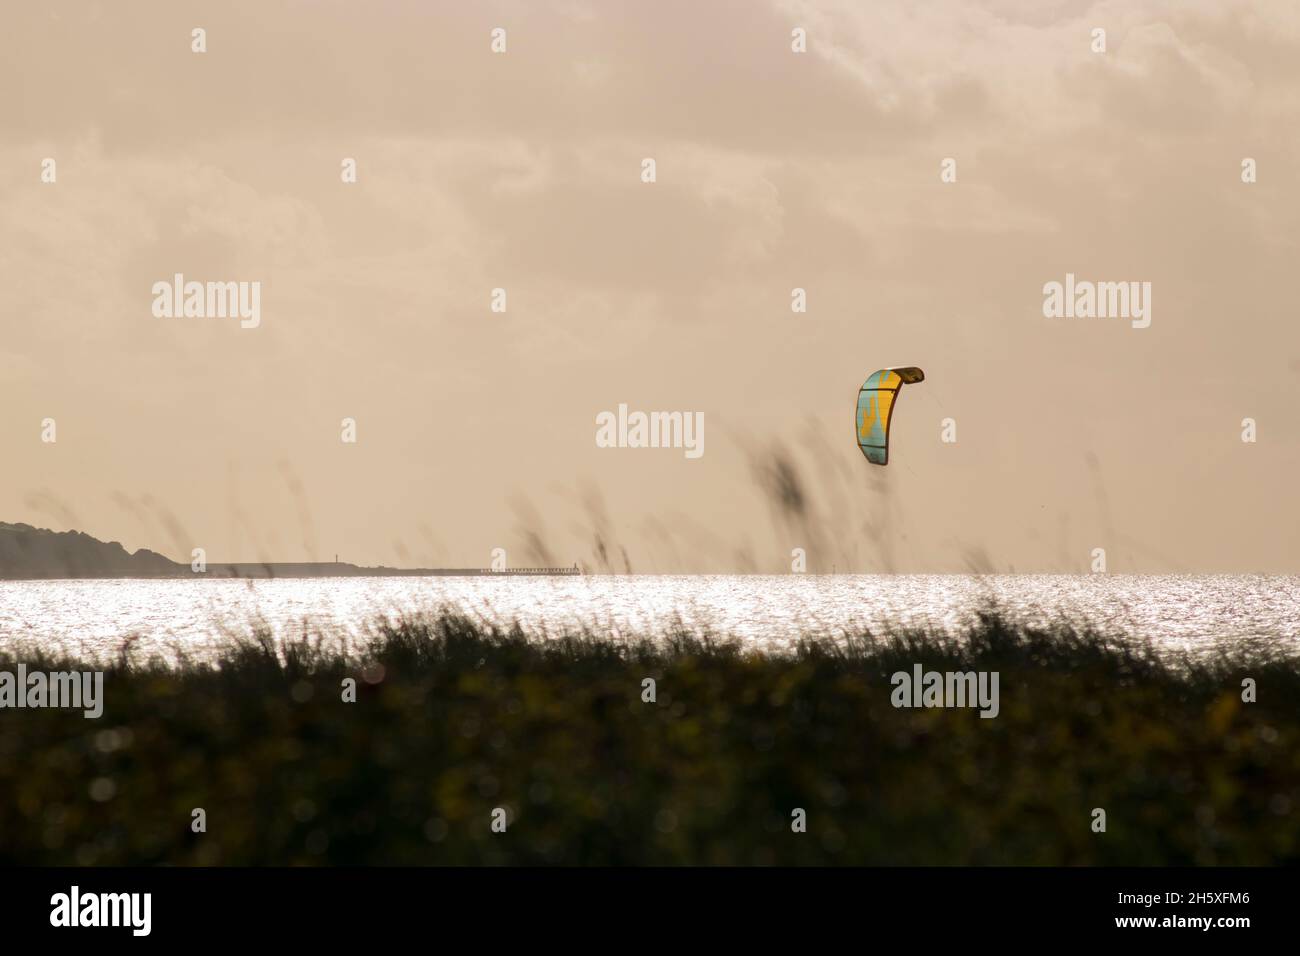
0,522,581,579
0,522,183,579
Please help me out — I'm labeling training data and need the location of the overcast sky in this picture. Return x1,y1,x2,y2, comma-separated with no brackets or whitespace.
2,0,1297,572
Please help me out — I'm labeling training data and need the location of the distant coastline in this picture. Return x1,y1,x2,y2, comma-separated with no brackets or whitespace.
0,522,579,579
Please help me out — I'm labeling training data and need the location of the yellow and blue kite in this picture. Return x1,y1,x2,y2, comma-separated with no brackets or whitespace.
856,366,925,465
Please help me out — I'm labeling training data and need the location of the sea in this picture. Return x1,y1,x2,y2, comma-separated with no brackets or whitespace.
1,574,1297,665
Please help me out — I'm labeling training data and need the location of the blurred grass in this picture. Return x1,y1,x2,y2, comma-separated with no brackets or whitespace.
0,609,1296,865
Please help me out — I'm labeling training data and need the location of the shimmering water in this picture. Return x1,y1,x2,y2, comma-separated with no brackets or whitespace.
1,574,1297,665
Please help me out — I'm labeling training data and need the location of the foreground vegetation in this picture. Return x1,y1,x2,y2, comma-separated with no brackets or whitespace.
1,610,1297,865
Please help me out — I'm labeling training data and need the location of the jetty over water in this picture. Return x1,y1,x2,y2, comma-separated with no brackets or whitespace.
479,566,582,576
200,563,583,579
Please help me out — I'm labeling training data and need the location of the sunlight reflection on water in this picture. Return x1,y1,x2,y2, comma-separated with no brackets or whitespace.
0,574,1296,664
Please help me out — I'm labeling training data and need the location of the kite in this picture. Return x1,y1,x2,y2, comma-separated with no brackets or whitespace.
856,366,925,465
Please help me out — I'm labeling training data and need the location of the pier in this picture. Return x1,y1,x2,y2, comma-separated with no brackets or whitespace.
480,566,582,576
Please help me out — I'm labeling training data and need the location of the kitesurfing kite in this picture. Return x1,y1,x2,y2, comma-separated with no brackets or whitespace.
856,366,925,465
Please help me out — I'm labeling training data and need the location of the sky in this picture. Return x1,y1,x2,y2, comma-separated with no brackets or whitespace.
2,0,1298,573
